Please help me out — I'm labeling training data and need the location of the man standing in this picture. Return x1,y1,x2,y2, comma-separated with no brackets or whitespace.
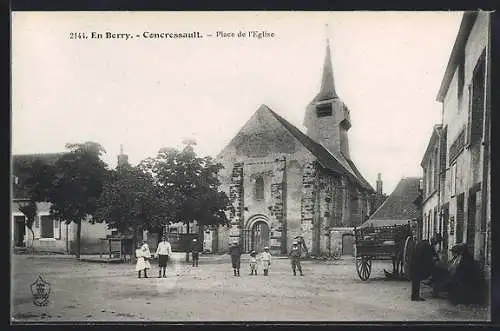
191,238,201,267
289,241,303,276
409,234,441,301
229,240,241,276
155,237,172,278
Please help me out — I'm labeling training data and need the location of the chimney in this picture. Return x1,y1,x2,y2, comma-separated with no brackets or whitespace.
376,173,383,196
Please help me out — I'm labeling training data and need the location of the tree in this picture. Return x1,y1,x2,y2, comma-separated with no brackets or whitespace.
142,141,230,261
18,199,37,249
47,142,109,258
94,165,172,253
14,157,57,249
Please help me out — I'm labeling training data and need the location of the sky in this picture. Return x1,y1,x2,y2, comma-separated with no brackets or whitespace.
12,11,463,194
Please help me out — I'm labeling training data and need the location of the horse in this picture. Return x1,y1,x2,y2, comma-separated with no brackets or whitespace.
389,226,415,278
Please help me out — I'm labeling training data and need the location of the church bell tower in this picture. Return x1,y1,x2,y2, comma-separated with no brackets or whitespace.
303,39,352,159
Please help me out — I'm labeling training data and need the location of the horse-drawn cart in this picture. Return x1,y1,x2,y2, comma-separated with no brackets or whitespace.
353,222,414,281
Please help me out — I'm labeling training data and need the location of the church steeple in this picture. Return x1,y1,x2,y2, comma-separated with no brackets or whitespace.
313,39,339,102
303,35,352,160
117,144,129,168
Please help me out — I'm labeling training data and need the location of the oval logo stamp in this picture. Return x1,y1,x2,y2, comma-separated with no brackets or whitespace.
30,275,51,307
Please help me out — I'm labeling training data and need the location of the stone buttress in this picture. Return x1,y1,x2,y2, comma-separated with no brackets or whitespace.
270,156,287,255
229,162,244,243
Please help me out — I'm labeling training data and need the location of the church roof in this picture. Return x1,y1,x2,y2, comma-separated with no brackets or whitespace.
264,105,374,193
363,177,422,226
312,41,339,102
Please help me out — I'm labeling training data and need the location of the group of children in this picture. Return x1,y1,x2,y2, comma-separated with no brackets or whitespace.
135,238,305,278
249,246,272,276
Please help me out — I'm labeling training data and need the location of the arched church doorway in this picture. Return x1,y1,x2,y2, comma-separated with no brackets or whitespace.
251,221,270,253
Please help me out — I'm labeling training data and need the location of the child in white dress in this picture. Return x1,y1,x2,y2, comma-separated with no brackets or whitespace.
135,241,152,278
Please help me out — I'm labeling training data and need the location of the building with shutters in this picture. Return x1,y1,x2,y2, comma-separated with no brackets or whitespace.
213,40,376,256
12,153,112,254
421,11,491,273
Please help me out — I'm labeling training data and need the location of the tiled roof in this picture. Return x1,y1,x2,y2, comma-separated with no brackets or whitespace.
264,105,374,193
363,177,422,226
12,153,65,200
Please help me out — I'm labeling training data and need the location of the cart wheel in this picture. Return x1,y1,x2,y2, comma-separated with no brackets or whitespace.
402,236,414,278
356,256,372,281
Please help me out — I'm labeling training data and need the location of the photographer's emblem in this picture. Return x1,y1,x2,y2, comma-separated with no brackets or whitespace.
30,275,51,306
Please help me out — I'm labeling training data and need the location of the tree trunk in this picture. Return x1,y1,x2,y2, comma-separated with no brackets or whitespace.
132,226,139,263
28,228,35,253
29,228,35,246
185,222,190,262
198,224,204,251
75,221,82,258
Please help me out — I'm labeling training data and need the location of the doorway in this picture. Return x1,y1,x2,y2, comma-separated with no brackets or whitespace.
441,204,449,262
14,216,26,247
342,234,354,256
251,221,270,252
467,192,477,255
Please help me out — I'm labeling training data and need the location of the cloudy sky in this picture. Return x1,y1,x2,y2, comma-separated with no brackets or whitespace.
12,11,462,194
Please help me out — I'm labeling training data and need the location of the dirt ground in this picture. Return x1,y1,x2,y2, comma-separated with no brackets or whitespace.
11,253,490,322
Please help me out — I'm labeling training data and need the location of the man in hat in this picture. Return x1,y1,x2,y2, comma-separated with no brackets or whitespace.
229,240,242,276
289,241,303,276
191,238,201,267
261,246,272,276
155,237,172,278
409,233,442,301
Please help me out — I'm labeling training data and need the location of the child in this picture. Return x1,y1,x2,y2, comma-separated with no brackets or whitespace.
135,241,151,278
261,247,272,276
229,240,241,276
249,250,258,275
289,241,303,276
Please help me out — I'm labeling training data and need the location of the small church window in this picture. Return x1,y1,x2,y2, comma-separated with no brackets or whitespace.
255,176,264,201
316,103,332,117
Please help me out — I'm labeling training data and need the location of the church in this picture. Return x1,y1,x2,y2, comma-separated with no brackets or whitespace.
214,41,376,257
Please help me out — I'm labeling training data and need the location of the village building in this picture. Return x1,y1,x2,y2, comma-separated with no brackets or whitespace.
214,40,375,256
361,177,422,230
12,153,111,254
421,12,490,273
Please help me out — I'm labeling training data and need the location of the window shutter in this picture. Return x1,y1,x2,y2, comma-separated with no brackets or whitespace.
54,220,61,239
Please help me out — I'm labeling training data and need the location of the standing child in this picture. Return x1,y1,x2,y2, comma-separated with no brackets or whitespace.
229,240,242,276
191,238,200,267
261,247,272,276
249,250,258,275
289,241,303,276
155,237,172,278
135,241,152,278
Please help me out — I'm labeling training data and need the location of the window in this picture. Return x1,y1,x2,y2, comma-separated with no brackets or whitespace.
457,59,465,110
433,209,438,235
449,128,466,165
255,176,264,201
316,103,332,117
456,193,465,243
450,163,457,197
433,148,439,190
35,216,40,228
40,215,54,238
467,50,486,147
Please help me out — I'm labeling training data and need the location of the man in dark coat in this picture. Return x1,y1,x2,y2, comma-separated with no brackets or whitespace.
229,240,241,276
409,234,441,301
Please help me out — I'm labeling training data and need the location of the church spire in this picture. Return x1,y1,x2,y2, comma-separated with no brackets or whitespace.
117,144,129,168
313,34,338,102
